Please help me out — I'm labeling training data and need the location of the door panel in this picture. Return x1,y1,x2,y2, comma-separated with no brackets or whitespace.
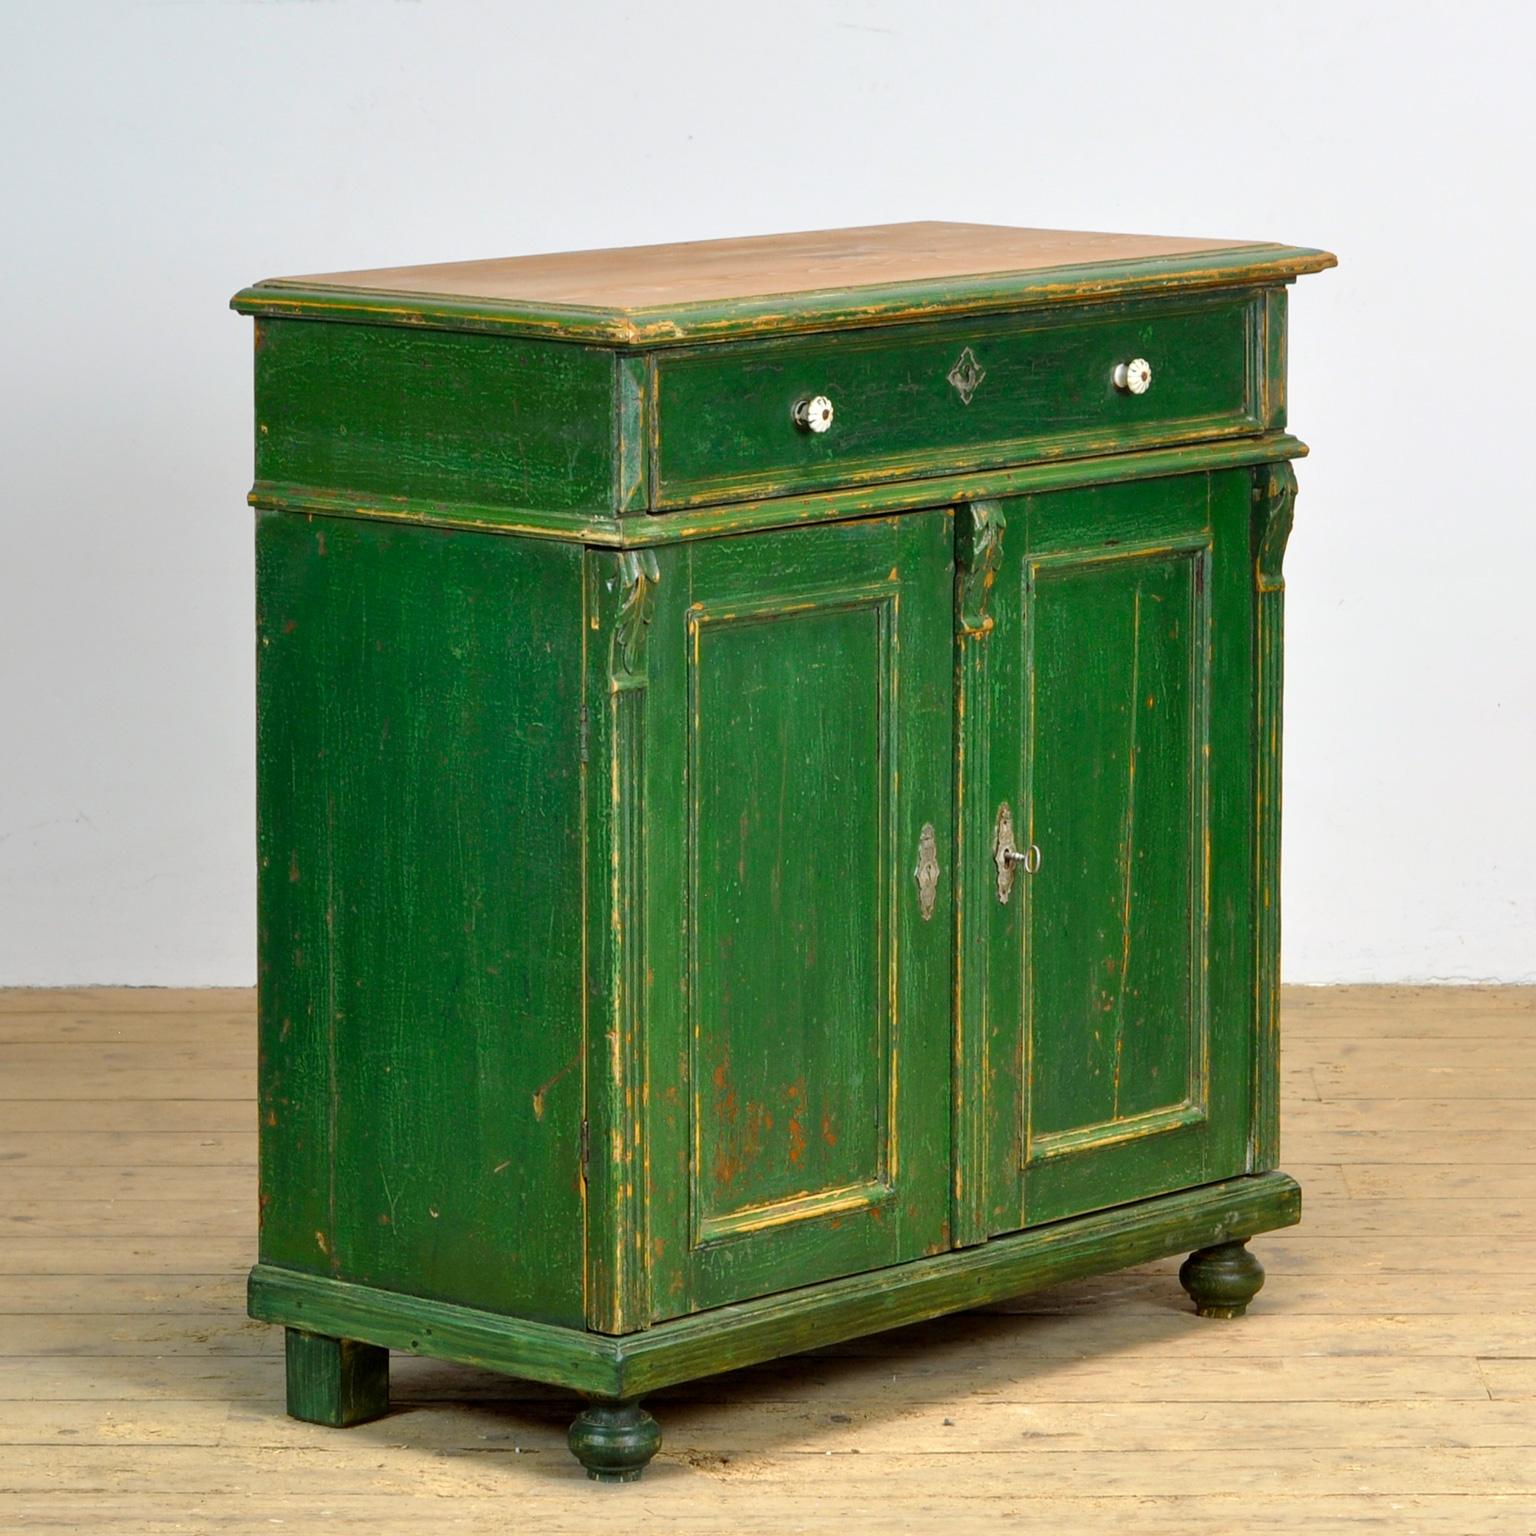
968,471,1255,1234
1025,539,1209,1154
644,511,955,1318
690,592,895,1243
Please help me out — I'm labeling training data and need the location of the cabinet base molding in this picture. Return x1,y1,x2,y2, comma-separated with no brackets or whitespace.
252,1170,1299,1413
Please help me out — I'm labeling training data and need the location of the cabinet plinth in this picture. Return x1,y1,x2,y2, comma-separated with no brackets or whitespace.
235,220,1333,1479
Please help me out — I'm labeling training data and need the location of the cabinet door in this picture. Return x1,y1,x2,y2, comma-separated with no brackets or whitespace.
639,511,955,1319
958,471,1256,1237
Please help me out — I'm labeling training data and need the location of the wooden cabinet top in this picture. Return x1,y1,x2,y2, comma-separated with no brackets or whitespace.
232,221,1335,346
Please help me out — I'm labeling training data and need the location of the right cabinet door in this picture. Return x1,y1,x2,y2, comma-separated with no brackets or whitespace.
966,469,1258,1235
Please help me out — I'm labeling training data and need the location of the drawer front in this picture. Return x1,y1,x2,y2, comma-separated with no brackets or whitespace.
652,295,1262,509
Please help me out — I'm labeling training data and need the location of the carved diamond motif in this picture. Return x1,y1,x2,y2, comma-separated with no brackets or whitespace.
947,346,986,406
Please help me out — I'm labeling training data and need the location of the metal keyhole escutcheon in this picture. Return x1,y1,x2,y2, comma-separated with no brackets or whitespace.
993,802,1041,905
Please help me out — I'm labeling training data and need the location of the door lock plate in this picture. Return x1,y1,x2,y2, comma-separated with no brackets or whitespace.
993,802,1040,904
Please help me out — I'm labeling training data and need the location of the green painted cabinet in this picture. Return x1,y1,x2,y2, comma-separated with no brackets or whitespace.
234,222,1332,1480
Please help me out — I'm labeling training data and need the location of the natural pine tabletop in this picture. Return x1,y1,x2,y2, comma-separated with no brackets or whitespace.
233,221,1336,343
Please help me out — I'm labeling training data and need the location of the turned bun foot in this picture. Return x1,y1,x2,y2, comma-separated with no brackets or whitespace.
1179,1239,1266,1319
568,1401,662,1483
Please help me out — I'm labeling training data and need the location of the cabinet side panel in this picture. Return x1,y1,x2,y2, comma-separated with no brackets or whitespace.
256,513,586,1326
254,320,615,516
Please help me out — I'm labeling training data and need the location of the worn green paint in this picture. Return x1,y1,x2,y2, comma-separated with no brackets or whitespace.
614,352,653,515
283,1328,389,1428
1027,527,1211,1150
1251,462,1297,1169
1179,1238,1268,1318
256,511,587,1326
952,500,1006,1246
254,318,616,516
581,547,657,1335
250,1171,1298,1400
249,429,1310,547
652,293,1260,508
955,472,1256,1235
634,514,955,1320
241,232,1328,1476
568,1402,662,1482
249,296,1276,528
1015,474,1254,1225
1260,288,1289,431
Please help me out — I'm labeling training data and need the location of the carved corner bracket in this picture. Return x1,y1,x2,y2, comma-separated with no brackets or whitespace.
1256,463,1297,594
956,499,1006,634
611,549,660,684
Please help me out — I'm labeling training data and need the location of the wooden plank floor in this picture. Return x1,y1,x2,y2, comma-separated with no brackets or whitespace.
1,986,1532,1533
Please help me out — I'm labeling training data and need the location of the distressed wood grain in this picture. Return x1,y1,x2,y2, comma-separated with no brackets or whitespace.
254,513,586,1327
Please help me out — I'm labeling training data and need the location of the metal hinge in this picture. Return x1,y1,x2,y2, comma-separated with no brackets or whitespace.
579,1118,589,1182
579,704,590,765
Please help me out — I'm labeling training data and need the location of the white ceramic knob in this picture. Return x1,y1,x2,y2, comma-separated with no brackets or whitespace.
792,395,835,433
1113,359,1153,395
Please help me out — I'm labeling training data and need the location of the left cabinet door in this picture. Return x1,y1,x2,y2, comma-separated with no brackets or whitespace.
630,510,956,1320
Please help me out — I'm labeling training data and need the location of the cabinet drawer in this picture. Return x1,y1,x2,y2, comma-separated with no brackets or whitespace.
651,296,1262,509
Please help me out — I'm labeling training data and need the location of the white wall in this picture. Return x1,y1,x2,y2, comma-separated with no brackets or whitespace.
2,0,1532,985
